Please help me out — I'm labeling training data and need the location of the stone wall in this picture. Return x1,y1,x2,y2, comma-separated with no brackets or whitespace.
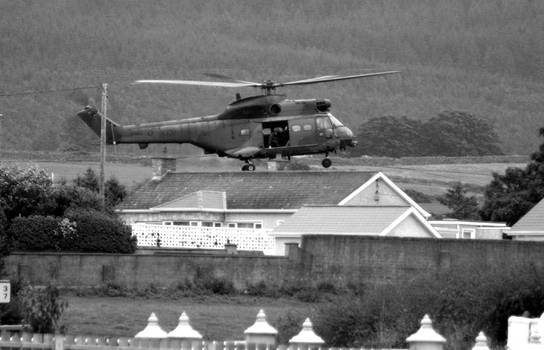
6,236,544,289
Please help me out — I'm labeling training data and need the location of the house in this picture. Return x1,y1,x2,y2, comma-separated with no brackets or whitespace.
271,205,441,255
118,157,486,253
428,219,509,240
117,158,431,229
507,198,544,240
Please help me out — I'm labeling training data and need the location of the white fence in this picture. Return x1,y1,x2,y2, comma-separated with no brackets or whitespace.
132,224,276,255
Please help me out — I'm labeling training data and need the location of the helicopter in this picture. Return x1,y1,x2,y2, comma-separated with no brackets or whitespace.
76,71,398,171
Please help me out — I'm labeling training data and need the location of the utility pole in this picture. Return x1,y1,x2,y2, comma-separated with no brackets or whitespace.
99,83,108,210
0,114,3,151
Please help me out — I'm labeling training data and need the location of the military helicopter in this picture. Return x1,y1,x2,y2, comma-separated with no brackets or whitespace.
77,71,398,171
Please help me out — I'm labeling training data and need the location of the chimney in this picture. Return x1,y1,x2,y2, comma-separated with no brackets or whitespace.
151,157,177,181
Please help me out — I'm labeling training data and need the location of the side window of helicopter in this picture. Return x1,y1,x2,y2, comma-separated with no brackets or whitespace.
291,125,301,132
316,117,332,130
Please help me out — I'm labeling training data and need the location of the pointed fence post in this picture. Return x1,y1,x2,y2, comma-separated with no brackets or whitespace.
244,309,278,346
134,312,167,348
288,318,325,350
167,311,203,349
406,314,446,350
471,332,490,350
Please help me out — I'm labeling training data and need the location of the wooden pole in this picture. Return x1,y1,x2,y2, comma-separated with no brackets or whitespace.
99,83,108,209
0,113,3,151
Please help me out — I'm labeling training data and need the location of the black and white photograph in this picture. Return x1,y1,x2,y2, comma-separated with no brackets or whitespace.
1,1,544,349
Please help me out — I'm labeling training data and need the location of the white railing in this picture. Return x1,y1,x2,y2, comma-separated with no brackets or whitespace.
132,223,276,254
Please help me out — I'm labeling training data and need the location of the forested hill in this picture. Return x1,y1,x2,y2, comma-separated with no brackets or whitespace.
1,0,543,155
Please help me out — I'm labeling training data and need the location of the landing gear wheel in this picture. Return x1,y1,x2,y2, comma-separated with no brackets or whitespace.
241,163,256,171
322,158,332,168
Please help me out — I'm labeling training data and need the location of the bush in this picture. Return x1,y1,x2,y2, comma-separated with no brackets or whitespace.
198,276,235,295
8,210,136,253
276,310,307,344
64,208,136,253
311,265,544,349
19,284,67,333
8,216,61,251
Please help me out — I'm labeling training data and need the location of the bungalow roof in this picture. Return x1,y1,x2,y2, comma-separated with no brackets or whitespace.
118,171,376,210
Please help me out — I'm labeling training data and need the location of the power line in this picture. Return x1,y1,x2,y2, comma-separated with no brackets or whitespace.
0,85,100,98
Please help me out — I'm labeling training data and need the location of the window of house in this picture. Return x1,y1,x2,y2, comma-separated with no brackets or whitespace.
237,222,254,229
240,129,250,136
255,223,263,229
163,221,173,225
460,228,475,239
291,125,301,132
190,221,199,227
214,222,222,227
173,221,189,226
303,124,312,131
227,223,236,228
201,222,213,227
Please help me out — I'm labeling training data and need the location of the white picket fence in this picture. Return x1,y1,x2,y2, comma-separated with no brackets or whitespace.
132,224,276,255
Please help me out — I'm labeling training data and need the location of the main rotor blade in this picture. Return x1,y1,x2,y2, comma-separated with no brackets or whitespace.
279,71,400,87
203,73,257,85
133,79,260,88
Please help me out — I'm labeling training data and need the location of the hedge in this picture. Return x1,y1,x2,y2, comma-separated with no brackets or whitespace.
7,210,136,253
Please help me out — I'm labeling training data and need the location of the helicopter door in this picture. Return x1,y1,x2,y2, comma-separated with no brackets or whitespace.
262,121,289,148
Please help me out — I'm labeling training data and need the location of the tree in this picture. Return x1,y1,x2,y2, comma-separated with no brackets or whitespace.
73,168,99,192
351,116,425,157
438,182,480,220
425,111,503,156
0,166,53,223
72,168,127,210
480,128,544,225
350,112,502,157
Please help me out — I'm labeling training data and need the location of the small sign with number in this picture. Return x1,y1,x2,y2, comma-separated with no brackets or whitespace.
0,280,10,303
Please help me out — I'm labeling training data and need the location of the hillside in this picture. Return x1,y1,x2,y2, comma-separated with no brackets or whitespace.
1,0,544,154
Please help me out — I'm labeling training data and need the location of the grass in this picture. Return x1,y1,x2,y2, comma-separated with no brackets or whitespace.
60,295,313,340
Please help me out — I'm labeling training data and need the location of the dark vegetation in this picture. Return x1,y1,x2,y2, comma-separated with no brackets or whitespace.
1,1,544,155
0,166,134,252
350,111,503,157
480,128,544,225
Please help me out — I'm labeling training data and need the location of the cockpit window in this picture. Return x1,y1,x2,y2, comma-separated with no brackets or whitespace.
328,114,344,127
316,117,332,130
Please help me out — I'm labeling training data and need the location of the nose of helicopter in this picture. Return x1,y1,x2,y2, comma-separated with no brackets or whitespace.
336,126,357,147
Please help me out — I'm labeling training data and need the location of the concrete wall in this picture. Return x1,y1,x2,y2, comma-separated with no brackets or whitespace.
5,252,298,290
299,235,544,285
6,236,544,289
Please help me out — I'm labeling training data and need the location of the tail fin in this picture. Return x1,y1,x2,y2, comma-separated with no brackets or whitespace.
76,106,120,144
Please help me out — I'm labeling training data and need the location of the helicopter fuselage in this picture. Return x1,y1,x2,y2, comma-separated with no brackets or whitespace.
77,94,355,169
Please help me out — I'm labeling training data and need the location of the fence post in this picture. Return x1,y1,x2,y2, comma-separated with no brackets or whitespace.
167,311,203,349
471,332,490,350
288,318,325,350
54,335,64,350
134,312,167,348
244,309,278,346
405,314,446,350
